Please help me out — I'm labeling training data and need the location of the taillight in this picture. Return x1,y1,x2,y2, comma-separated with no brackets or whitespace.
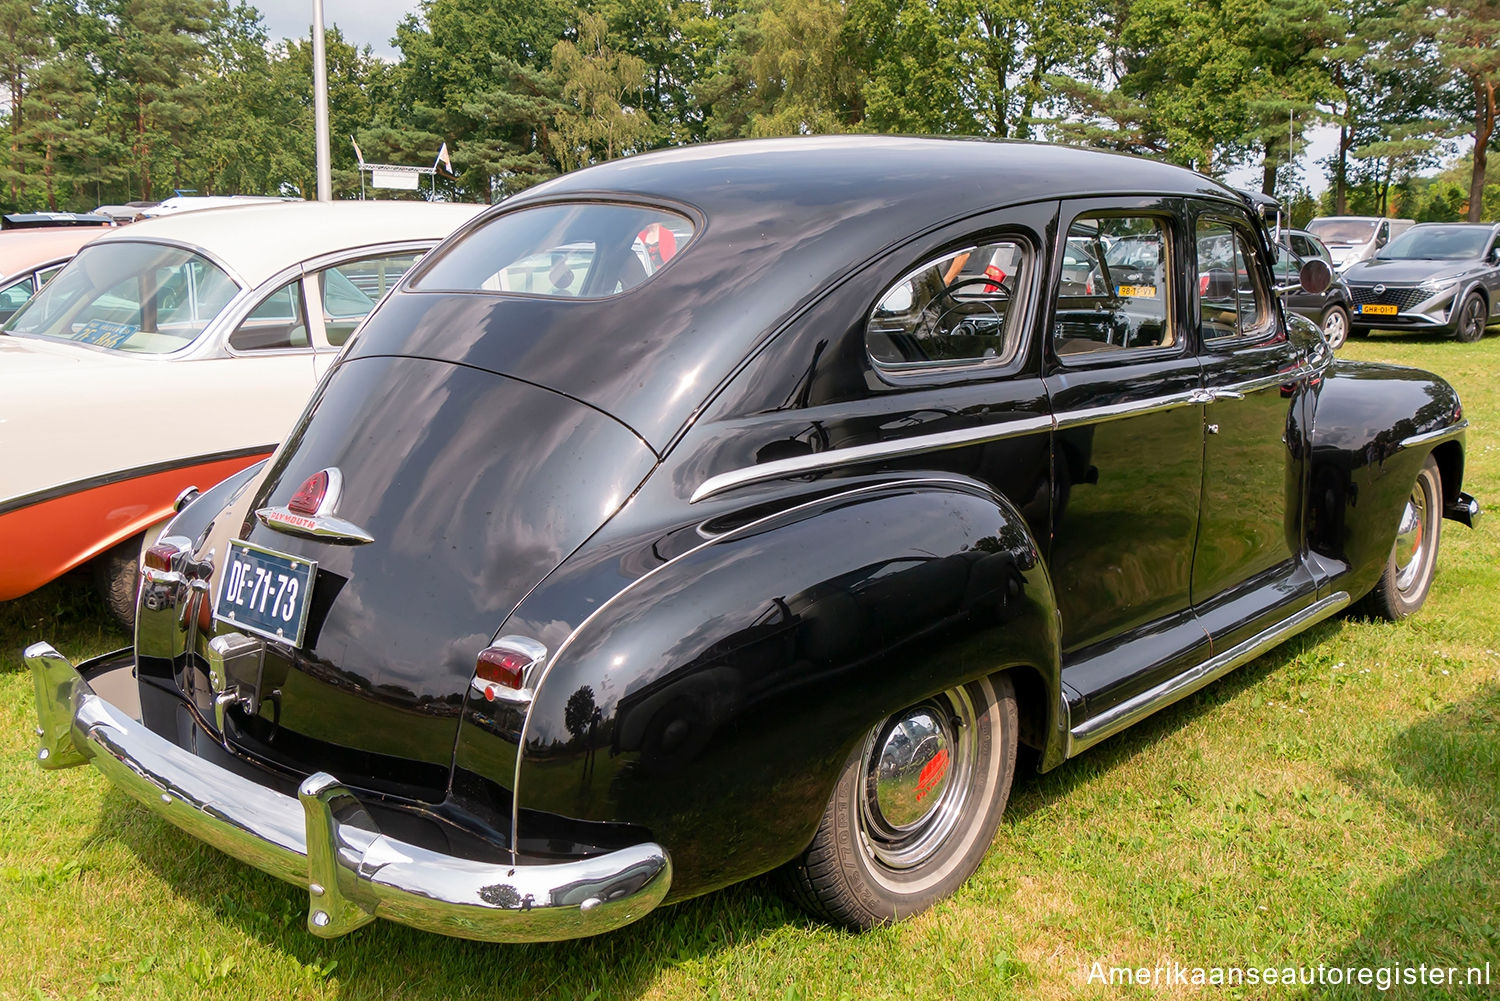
142,539,187,573
288,470,330,515
1199,273,1211,295
470,636,549,704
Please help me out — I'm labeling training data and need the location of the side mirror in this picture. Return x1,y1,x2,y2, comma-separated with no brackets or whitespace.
1489,246,1500,265
1298,258,1333,295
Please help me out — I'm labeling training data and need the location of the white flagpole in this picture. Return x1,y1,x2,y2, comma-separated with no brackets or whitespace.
312,0,332,201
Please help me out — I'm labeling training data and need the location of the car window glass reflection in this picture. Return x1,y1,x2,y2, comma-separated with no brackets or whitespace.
321,252,423,346
1197,219,1272,341
414,203,695,299
230,277,309,352
1053,215,1173,358
866,240,1026,369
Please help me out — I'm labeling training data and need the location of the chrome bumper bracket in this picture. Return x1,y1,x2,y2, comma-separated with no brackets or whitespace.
24,642,673,943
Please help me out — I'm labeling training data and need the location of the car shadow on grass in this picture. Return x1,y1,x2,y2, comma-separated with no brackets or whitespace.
99,785,809,1000
1306,683,1500,1000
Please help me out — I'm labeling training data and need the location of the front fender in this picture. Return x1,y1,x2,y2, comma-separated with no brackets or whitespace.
510,479,1060,901
1307,361,1466,597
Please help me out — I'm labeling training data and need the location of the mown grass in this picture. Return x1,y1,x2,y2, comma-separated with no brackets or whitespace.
2,333,1497,1000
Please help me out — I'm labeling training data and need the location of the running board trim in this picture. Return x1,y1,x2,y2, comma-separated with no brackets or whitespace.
1065,591,1351,758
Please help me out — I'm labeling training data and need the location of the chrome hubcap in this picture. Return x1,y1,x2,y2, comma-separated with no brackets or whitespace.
1393,484,1428,592
859,688,976,870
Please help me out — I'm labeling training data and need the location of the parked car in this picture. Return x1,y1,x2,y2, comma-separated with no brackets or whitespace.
1343,222,1500,342
28,138,1479,945
1,200,482,621
141,194,299,218
1,211,114,230
1306,216,1416,272
1272,228,1354,348
0,226,108,323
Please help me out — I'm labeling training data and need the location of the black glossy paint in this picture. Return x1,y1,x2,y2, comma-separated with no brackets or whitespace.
121,138,1474,912
195,355,656,801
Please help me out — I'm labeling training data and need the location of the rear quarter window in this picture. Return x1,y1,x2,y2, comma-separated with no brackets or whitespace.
412,203,694,299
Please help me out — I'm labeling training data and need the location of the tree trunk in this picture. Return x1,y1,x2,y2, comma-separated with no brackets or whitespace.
1470,79,1495,224
1335,122,1351,215
1260,136,1279,196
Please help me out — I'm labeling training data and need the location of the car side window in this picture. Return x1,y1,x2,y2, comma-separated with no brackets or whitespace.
0,276,35,323
866,240,1027,370
1052,214,1174,358
1196,218,1274,342
230,277,309,351
320,252,423,346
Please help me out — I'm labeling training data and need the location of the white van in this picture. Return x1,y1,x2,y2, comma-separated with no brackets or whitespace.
1307,216,1416,272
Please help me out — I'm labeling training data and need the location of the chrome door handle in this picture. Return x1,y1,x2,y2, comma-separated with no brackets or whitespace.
1211,389,1245,401
1188,388,1214,405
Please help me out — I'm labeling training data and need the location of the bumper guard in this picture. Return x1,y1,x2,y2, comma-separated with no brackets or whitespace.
26,642,672,943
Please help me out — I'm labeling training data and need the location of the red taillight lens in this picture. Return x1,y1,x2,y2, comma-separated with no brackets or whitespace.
142,542,182,572
475,648,533,700
1198,273,1211,295
288,470,329,515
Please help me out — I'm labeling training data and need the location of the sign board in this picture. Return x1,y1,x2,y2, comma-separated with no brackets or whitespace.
371,168,420,191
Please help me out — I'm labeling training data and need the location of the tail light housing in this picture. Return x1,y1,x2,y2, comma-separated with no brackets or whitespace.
470,636,548,706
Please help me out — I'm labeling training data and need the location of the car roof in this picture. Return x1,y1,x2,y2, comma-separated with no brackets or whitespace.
92,201,485,288
375,137,1250,450
0,228,107,277
520,135,1241,219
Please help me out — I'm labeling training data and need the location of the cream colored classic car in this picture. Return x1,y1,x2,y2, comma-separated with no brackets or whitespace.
0,200,483,621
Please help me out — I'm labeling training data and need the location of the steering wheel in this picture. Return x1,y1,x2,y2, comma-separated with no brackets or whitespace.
940,275,1012,301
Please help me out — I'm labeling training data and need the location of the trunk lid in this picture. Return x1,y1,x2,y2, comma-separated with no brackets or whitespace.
197,353,656,801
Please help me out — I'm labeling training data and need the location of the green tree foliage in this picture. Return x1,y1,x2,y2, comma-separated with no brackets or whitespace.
0,0,1486,215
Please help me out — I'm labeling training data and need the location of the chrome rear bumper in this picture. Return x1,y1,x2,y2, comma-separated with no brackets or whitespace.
25,642,672,943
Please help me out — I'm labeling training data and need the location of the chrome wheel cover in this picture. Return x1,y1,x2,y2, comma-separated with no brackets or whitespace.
858,687,977,870
1393,480,1429,593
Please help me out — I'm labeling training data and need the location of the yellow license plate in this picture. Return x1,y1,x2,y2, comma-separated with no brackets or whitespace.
1117,285,1157,299
1358,304,1398,315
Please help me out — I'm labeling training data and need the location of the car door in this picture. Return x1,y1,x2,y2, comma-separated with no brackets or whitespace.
1190,204,1316,649
192,274,321,450
1044,197,1211,719
309,249,428,378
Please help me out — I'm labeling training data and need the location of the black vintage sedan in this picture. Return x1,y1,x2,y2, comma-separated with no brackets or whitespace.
1344,222,1500,342
28,137,1480,943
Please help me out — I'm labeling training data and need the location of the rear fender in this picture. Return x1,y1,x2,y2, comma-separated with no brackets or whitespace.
501,479,1061,900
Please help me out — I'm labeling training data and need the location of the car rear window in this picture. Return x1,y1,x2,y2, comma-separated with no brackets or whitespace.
412,203,694,299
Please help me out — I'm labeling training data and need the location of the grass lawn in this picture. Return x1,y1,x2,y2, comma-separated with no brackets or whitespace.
2,334,1496,1000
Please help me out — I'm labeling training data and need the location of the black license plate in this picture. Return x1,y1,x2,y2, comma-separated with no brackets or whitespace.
215,540,317,646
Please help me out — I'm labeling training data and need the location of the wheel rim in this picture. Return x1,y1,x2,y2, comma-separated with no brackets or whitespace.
1393,481,1429,593
858,687,977,870
1462,299,1483,340
1323,308,1347,347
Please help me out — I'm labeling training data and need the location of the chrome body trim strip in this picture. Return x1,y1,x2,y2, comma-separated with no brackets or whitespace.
25,643,672,943
1399,419,1468,450
1065,591,1351,758
688,414,1055,503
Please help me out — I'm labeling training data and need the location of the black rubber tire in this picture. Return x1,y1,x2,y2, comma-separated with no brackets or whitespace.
1361,456,1441,621
780,673,1017,929
1321,304,1351,350
1454,292,1486,343
92,533,144,630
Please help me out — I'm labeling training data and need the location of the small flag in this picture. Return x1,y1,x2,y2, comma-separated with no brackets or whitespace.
351,136,365,166
435,142,453,175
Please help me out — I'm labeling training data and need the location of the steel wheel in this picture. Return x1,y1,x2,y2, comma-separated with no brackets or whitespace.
1455,292,1486,343
782,674,1017,928
1321,304,1350,350
1362,456,1442,620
